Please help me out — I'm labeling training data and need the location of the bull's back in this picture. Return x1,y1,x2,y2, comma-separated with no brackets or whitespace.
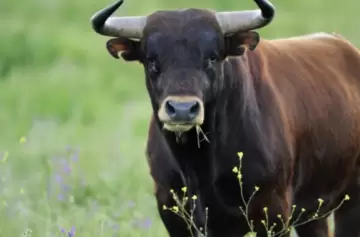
261,32,360,138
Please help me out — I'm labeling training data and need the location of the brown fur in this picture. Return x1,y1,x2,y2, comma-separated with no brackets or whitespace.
240,32,360,236
144,32,360,237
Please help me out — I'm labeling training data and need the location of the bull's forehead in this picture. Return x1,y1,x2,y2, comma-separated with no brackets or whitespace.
143,8,222,37
142,9,224,59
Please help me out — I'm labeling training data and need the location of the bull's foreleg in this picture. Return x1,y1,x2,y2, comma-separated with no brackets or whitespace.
295,218,330,237
334,201,360,237
334,168,360,237
246,188,293,237
154,176,196,237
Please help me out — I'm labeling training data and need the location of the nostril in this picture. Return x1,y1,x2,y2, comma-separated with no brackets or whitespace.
189,102,200,117
165,101,176,117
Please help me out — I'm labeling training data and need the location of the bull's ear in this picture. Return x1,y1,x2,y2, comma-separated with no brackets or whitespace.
106,37,141,61
225,31,260,56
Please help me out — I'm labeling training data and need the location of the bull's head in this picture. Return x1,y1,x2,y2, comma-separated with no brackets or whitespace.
90,0,275,133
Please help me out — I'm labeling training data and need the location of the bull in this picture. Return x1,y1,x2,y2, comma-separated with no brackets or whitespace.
90,0,360,236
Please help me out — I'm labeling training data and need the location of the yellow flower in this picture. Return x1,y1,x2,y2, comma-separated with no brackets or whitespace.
237,152,244,160
244,232,257,237
317,198,324,205
232,167,239,173
301,208,306,212
344,194,350,201
19,136,27,144
263,207,268,212
162,205,167,210
192,195,198,200
181,186,187,193
254,186,260,191
172,206,179,212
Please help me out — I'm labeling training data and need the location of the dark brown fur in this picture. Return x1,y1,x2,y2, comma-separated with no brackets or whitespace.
106,10,360,237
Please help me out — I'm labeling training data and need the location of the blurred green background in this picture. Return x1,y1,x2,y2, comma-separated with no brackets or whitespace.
0,0,358,236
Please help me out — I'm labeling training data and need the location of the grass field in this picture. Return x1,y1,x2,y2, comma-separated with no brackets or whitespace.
1,0,359,236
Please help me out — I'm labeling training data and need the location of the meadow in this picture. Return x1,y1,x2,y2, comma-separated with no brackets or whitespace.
1,0,359,236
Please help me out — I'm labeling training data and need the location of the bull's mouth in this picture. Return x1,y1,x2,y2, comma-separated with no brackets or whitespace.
162,122,198,132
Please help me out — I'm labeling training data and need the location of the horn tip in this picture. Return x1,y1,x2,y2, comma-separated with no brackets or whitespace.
90,0,125,35
254,0,275,20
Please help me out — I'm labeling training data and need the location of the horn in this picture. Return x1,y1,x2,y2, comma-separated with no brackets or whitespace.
90,0,147,39
215,0,275,35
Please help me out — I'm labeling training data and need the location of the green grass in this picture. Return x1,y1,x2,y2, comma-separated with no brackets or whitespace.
1,0,359,236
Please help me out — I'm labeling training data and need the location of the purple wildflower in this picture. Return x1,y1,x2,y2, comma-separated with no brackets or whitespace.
60,226,76,237
68,226,76,237
138,218,152,230
132,217,152,230
47,147,86,203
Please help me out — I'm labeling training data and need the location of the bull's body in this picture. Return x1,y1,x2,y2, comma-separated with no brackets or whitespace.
90,1,360,236
147,32,360,237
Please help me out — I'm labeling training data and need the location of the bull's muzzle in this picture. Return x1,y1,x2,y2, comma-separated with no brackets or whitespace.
165,100,200,121
158,96,204,132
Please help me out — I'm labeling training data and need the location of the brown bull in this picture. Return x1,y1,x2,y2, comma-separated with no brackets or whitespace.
90,0,360,236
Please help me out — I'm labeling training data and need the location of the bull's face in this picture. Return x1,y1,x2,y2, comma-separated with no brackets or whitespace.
90,0,275,133
142,20,222,132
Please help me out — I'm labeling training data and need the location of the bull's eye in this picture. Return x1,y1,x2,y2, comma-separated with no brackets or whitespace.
209,54,217,62
205,53,218,69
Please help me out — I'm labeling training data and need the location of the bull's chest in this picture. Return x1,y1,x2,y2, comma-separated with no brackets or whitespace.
181,163,244,219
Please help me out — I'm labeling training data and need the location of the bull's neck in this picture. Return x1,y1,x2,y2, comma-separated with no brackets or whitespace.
157,53,265,174
209,55,268,176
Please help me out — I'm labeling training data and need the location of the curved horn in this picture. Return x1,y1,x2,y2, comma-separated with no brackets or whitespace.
215,0,275,35
90,0,147,39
